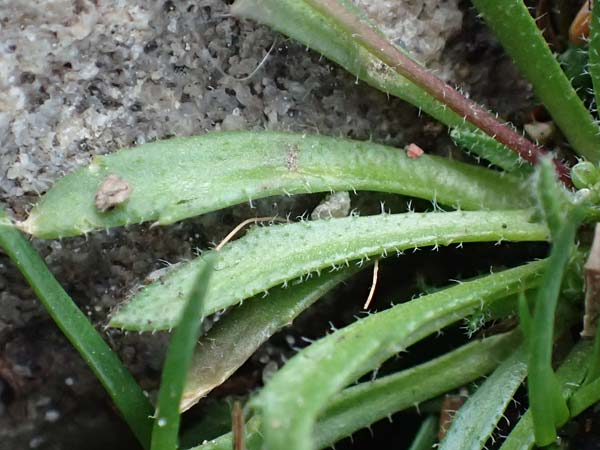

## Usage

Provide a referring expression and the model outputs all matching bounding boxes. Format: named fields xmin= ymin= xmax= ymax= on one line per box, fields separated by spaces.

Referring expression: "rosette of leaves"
xmin=4 ymin=1 xmax=600 ymax=449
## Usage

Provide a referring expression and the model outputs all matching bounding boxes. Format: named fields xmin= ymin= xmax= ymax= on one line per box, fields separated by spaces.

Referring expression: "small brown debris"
xmin=406 ymin=143 xmax=425 ymax=160
xmin=94 ymin=174 xmax=132 ymax=212
xmin=570 ymin=1 xmax=591 ymax=46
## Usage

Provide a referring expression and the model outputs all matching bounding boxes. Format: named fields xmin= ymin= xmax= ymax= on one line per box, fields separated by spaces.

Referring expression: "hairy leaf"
xmin=181 ymin=267 xmax=358 ymax=411
xmin=20 ymin=132 xmax=528 ymax=239
xmin=190 ymin=330 xmax=522 ymax=450
xmin=439 ymin=346 xmax=527 ymax=450
xmin=450 ymin=127 xmax=530 ymax=174
xmin=252 ymin=261 xmax=545 ymax=450
xmin=109 ymin=210 xmax=548 ymax=331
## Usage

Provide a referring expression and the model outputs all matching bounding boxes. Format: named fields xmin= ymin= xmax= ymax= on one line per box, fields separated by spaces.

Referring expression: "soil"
xmin=0 ymin=1 xmax=553 ymax=449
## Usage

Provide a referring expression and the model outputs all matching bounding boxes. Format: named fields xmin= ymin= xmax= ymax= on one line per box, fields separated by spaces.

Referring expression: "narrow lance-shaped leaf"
xmin=190 ymin=330 xmax=522 ymax=450
xmin=0 ymin=210 xmax=153 ymax=449
xmin=150 ymin=254 xmax=215 ymax=450
xmin=20 ymin=132 xmax=529 ymax=239
xmin=472 ymin=0 xmax=600 ymax=163
xmin=110 ymin=210 xmax=548 ymax=331
xmin=439 ymin=345 xmax=528 ymax=450
xmin=231 ymin=0 xmax=530 ymax=172
xmin=181 ymin=267 xmax=359 ymax=412
xmin=252 ymin=261 xmax=545 ymax=450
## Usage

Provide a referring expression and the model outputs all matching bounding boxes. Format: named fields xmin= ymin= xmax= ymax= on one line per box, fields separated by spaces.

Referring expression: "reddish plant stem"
xmin=304 ymin=0 xmax=572 ymax=186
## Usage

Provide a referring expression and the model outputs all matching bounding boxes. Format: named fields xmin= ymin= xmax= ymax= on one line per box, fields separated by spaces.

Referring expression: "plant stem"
xmin=302 ymin=0 xmax=572 ymax=185
xmin=0 ymin=210 xmax=153 ymax=448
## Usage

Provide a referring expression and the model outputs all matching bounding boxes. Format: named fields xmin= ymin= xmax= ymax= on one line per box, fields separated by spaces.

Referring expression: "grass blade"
xmin=19 ymin=132 xmax=528 ymax=239
xmin=527 ymin=208 xmax=585 ymax=445
xmin=190 ymin=330 xmax=522 ymax=450
xmin=252 ymin=261 xmax=545 ymax=450
xmin=0 ymin=209 xmax=153 ymax=448
xmin=150 ymin=254 xmax=215 ymax=450
xmin=472 ymin=0 xmax=600 ymax=163
xmin=500 ymin=340 xmax=592 ymax=450
xmin=181 ymin=267 xmax=358 ymax=411
xmin=109 ymin=210 xmax=548 ymax=331
xmin=439 ymin=346 xmax=527 ymax=450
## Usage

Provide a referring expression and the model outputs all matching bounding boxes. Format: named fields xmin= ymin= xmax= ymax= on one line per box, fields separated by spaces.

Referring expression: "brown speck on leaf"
xmin=406 ymin=143 xmax=425 ymax=160
xmin=94 ymin=174 xmax=132 ymax=212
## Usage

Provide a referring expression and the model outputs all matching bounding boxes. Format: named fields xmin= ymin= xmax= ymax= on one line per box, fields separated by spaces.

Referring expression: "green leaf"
xmin=569 ymin=371 xmax=600 ymax=417
xmin=189 ymin=330 xmax=522 ymax=450
xmin=500 ymin=341 xmax=593 ymax=450
xmin=252 ymin=261 xmax=545 ymax=450
xmin=109 ymin=210 xmax=548 ymax=331
xmin=19 ymin=132 xmax=528 ymax=239
xmin=0 ymin=209 xmax=153 ymax=448
xmin=150 ymin=254 xmax=215 ymax=450
xmin=231 ymin=0 xmax=530 ymax=169
xmin=181 ymin=267 xmax=358 ymax=411
xmin=450 ymin=127 xmax=529 ymax=174
xmin=439 ymin=346 xmax=527 ymax=450
xmin=527 ymin=207 xmax=585 ymax=446
xmin=472 ymin=0 xmax=600 ymax=162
